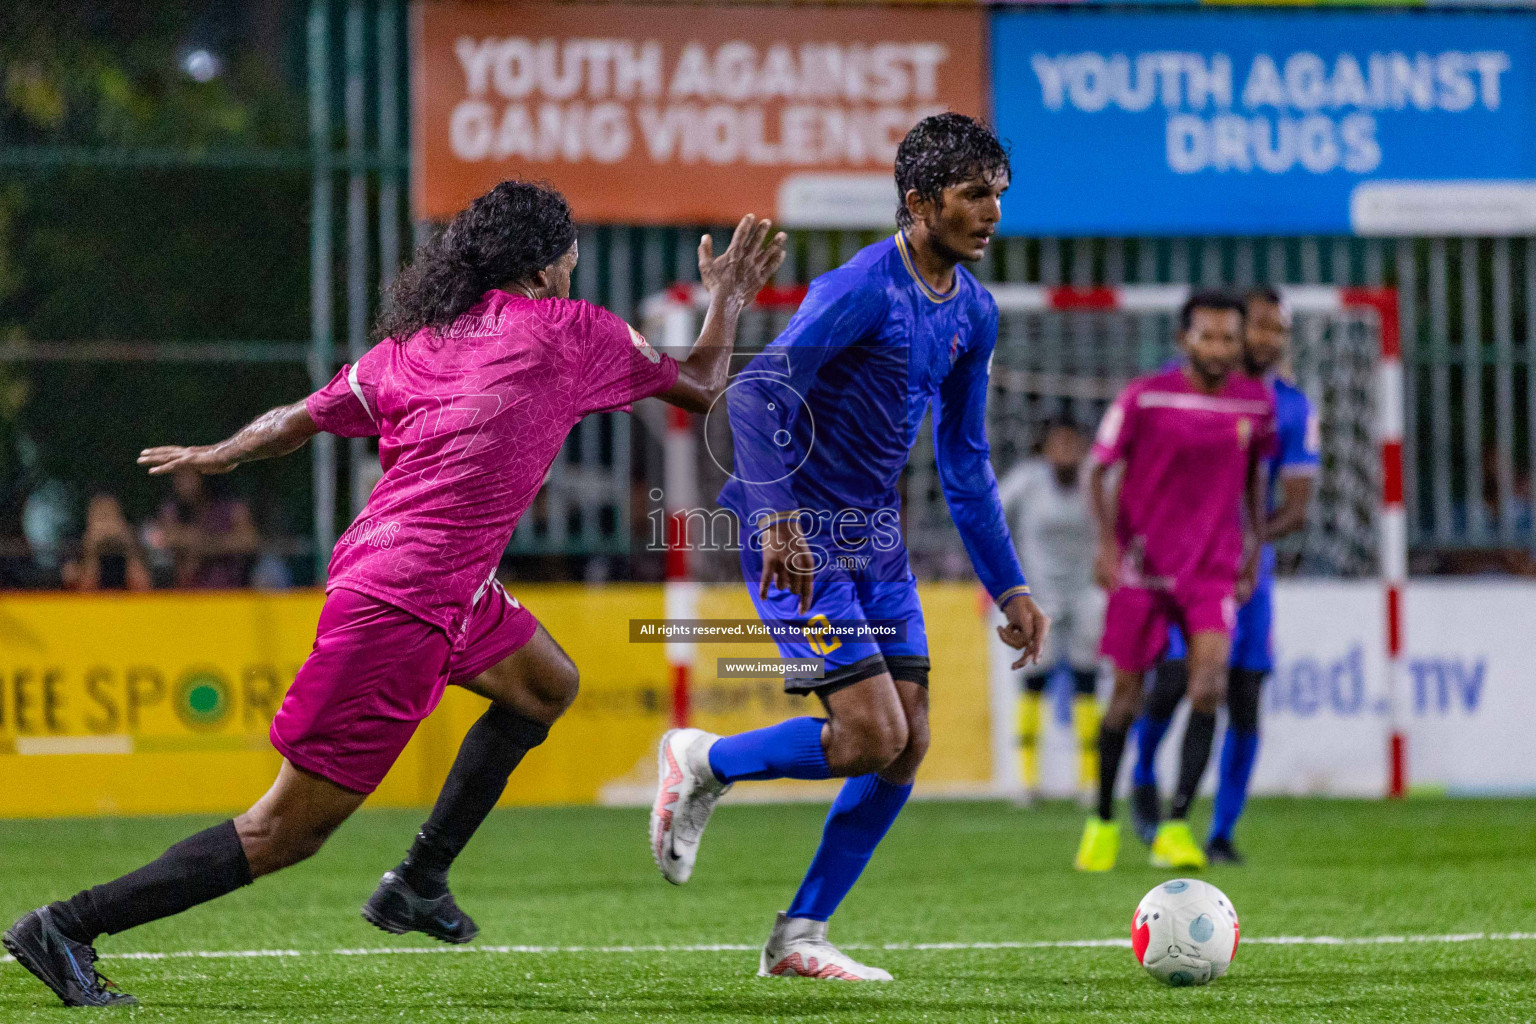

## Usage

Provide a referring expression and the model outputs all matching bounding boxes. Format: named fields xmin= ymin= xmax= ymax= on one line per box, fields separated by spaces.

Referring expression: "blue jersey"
xmin=717 ymin=233 xmax=1028 ymax=606
xmin=1258 ymin=375 xmax=1319 ymax=579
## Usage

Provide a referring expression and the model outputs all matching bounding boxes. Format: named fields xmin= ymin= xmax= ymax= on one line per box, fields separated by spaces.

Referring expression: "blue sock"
xmin=1132 ymin=713 xmax=1173 ymax=789
xmin=786 ymin=774 xmax=912 ymax=922
xmin=707 ymin=717 xmax=831 ymax=783
xmin=1209 ymin=727 xmax=1260 ymax=843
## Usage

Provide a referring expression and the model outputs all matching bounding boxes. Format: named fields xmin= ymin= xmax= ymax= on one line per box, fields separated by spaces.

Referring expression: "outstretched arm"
xmin=138 ymin=400 xmax=320 ymax=476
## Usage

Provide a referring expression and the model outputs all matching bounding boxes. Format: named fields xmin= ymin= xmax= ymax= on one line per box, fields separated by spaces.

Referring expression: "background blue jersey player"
xmin=1128 ymin=286 xmax=1319 ymax=865
xmin=648 ymin=114 xmax=1048 ymax=981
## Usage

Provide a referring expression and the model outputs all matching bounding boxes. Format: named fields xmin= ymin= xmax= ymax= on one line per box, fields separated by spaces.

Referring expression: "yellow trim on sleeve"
xmin=996 ymin=584 xmax=1032 ymax=608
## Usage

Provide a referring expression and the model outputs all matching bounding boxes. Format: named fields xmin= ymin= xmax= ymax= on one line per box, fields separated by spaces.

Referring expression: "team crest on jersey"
xmin=948 ymin=333 xmax=962 ymax=366
xmin=628 ymin=324 xmax=660 ymax=364
xmin=1236 ymin=417 xmax=1253 ymax=447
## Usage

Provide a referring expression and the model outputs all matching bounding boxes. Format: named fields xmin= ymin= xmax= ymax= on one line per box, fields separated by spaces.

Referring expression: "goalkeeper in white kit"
xmin=998 ymin=418 xmax=1104 ymax=805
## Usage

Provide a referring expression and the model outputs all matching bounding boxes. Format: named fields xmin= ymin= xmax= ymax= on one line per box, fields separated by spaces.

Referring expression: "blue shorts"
xmin=740 ymin=537 xmax=929 ymax=697
xmin=1165 ymin=574 xmax=1274 ymax=673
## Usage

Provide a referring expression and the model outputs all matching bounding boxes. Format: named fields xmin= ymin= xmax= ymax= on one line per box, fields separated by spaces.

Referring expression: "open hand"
xmin=138 ymin=445 xmax=238 ymax=476
xmin=997 ymin=593 xmax=1051 ymax=670
xmin=699 ymin=214 xmax=788 ymax=306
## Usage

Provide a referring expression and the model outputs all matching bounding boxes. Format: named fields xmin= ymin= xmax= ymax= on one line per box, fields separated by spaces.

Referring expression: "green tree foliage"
xmin=0 ymin=1 xmax=315 ymax=562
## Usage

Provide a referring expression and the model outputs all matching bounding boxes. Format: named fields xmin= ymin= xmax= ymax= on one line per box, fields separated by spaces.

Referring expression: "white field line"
xmin=2 ymin=932 xmax=1534 ymax=964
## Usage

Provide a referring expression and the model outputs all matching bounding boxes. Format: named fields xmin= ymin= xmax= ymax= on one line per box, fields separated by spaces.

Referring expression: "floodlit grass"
xmin=1 ymin=797 xmax=1532 ymax=1022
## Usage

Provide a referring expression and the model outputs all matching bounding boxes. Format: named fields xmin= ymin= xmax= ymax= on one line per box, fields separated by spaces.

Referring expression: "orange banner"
xmin=411 ymin=2 xmax=987 ymax=225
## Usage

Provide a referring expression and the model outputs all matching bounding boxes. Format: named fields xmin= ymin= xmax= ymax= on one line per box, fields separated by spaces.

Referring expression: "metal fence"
xmin=591 ymin=229 xmax=1536 ymax=561
xmin=9 ymin=0 xmax=1533 ymax=572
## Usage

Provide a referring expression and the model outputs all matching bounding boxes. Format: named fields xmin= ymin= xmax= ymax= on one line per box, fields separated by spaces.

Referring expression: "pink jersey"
xmin=1091 ymin=367 xmax=1276 ymax=591
xmin=306 ymin=290 xmax=677 ymax=641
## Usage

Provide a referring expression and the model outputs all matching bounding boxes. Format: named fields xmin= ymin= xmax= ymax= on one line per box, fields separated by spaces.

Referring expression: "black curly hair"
xmin=374 ymin=179 xmax=577 ymax=343
xmin=894 ymin=113 xmax=1010 ymax=231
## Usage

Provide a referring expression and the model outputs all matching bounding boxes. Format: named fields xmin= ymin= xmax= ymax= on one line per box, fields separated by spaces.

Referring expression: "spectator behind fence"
xmin=148 ymin=470 xmax=259 ymax=588
xmin=61 ymin=493 xmax=151 ymax=592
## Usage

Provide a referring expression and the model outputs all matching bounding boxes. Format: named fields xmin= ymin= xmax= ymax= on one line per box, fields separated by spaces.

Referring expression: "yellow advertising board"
xmin=0 ymin=584 xmax=994 ymax=818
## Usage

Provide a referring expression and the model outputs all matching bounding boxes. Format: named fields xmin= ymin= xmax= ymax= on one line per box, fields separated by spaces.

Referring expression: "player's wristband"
xmin=995 ymin=584 xmax=1032 ymax=609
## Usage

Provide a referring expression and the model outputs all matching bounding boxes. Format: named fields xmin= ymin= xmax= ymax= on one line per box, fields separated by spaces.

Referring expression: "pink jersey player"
xmin=305 ymin=291 xmax=674 ymax=648
xmin=0 ymin=188 xmax=787 ymax=1005
xmin=1075 ymin=291 xmax=1276 ymax=874
xmin=1091 ymin=366 xmax=1276 ymax=672
xmin=272 ymin=291 xmax=679 ymax=791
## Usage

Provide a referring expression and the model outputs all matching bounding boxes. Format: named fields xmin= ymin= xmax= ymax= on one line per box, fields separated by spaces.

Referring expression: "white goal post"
xmin=641 ymin=282 xmax=1406 ymax=798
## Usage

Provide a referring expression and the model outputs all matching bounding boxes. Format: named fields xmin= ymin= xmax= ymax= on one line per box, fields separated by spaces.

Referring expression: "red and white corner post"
xmin=1348 ymin=288 xmax=1408 ymax=798
xmin=661 ymin=299 xmax=698 ymax=730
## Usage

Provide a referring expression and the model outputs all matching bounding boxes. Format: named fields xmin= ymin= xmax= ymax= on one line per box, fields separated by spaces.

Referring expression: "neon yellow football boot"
xmin=1150 ymin=821 xmax=1208 ymax=871
xmin=1074 ymin=817 xmax=1120 ymax=872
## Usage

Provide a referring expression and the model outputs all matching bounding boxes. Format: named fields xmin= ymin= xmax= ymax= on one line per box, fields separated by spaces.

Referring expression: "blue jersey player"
xmin=1128 ymin=287 xmax=1319 ymax=865
xmin=648 ymin=114 xmax=1047 ymax=981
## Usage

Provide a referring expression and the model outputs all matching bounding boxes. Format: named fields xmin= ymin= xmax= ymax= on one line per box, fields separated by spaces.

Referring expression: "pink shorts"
xmin=271 ymin=581 xmax=538 ymax=794
xmin=1099 ymin=584 xmax=1236 ymax=674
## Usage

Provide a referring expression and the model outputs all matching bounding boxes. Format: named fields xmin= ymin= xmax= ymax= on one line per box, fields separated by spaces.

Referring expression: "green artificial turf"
xmin=0 ymin=797 xmax=1532 ymax=1022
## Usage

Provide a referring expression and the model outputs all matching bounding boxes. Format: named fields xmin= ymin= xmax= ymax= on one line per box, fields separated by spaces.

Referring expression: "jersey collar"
xmin=894 ymin=231 xmax=959 ymax=305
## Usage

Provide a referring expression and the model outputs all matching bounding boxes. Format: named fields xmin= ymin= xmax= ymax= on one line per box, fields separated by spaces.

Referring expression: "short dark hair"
xmin=375 ymin=179 xmax=576 ymax=344
xmin=894 ymin=113 xmax=1010 ymax=230
xmin=1244 ymin=285 xmax=1283 ymax=308
xmin=1178 ymin=289 xmax=1246 ymax=333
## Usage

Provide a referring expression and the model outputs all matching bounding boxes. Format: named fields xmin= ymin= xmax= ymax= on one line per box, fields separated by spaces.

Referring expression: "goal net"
xmin=641 ymin=281 xmax=1406 ymax=798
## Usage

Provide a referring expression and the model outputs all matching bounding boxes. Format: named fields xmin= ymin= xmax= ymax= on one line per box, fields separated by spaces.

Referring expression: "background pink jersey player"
xmin=1091 ymin=366 xmax=1277 ymax=607
xmin=1076 ymin=290 xmax=1275 ymax=876
xmin=0 ymin=183 xmax=787 ymax=1012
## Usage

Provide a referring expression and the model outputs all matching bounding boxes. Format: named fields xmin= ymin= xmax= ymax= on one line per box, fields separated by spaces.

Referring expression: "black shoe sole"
xmin=2 ymin=928 xmax=67 ymax=1005
xmin=3 ymin=926 xmax=137 ymax=1008
xmin=360 ymin=900 xmax=479 ymax=945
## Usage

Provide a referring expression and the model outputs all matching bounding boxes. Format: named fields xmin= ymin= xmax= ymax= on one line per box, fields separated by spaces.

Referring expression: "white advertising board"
xmin=989 ymin=581 xmax=1536 ymax=798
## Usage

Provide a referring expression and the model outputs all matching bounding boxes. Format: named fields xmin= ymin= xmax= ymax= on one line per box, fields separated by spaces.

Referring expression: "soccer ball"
xmin=1132 ymin=879 xmax=1239 ymax=986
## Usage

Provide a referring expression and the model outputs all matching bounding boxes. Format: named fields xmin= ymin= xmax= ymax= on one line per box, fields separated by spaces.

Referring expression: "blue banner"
xmin=991 ymin=11 xmax=1536 ymax=235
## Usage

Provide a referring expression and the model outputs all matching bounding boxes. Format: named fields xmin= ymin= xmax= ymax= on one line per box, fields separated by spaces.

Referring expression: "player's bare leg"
xmin=240 ymin=761 xmax=371 ymax=876
xmin=1076 ymin=667 xmax=1142 ymax=870
xmin=1152 ymin=629 xmax=1231 ymax=870
xmin=365 ymin=625 xmax=578 ymax=943
xmin=5 ymin=761 xmax=364 ymax=1007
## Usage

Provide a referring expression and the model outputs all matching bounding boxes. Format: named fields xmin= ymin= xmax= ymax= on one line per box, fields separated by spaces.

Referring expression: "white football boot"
xmin=758 ymin=912 xmax=893 ymax=981
xmin=650 ymin=728 xmax=730 ymax=885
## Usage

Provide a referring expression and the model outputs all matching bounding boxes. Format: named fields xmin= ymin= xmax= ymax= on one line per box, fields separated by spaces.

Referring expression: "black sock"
xmin=1096 ymin=724 xmax=1129 ymax=822
xmin=1147 ymin=660 xmax=1189 ymax=719
xmin=1170 ymin=711 xmax=1218 ymax=820
xmin=398 ymin=706 xmax=550 ymax=898
xmin=50 ymin=819 xmax=252 ymax=943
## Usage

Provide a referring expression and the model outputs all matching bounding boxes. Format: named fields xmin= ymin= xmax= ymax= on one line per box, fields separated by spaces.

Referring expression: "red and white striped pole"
xmin=1346 ymin=288 xmax=1408 ymax=799
xmin=661 ymin=299 xmax=698 ymax=730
